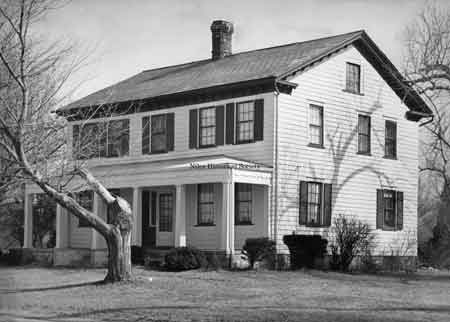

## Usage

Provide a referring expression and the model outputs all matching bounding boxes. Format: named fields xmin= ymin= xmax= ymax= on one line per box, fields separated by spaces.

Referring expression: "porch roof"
xmin=25 ymin=155 xmax=273 ymax=193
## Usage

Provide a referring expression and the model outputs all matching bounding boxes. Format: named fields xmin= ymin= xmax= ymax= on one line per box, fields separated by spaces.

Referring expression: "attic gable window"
xmin=309 ymin=104 xmax=324 ymax=147
xmin=345 ymin=62 xmax=361 ymax=94
xmin=385 ymin=120 xmax=397 ymax=159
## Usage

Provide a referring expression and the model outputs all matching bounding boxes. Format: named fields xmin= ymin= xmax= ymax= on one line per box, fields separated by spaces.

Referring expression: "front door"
xmin=142 ymin=190 xmax=157 ymax=247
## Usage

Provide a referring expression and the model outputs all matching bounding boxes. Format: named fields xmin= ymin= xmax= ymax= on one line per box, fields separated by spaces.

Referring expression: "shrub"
xmin=283 ymin=234 xmax=328 ymax=269
xmin=204 ymin=252 xmax=221 ymax=270
xmin=131 ymin=246 xmax=143 ymax=265
xmin=164 ymin=247 xmax=207 ymax=271
xmin=330 ymin=214 xmax=373 ymax=272
xmin=242 ymin=237 xmax=276 ymax=269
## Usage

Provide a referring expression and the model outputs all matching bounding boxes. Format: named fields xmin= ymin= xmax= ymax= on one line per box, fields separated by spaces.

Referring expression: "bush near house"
xmin=164 ymin=247 xmax=208 ymax=271
xmin=283 ymin=234 xmax=328 ymax=269
xmin=242 ymin=237 xmax=276 ymax=269
xmin=329 ymin=214 xmax=373 ymax=272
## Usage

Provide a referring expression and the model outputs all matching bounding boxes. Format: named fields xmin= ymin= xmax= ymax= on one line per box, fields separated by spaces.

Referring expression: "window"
xmin=159 ymin=193 xmax=173 ymax=232
xmin=236 ymin=101 xmax=255 ymax=143
xmin=385 ymin=120 xmax=397 ymax=158
xmin=73 ymin=119 xmax=129 ymax=159
xmin=199 ymin=107 xmax=216 ymax=147
xmin=197 ymin=184 xmax=215 ymax=225
xmin=76 ymin=191 xmax=94 ymax=227
xmin=377 ymin=189 xmax=403 ymax=231
xmin=346 ymin=62 xmax=361 ymax=94
xmin=235 ymin=183 xmax=252 ymax=225
xmin=151 ymin=114 xmax=167 ymax=153
xmin=358 ymin=115 xmax=371 ymax=154
xmin=309 ymin=104 xmax=323 ymax=147
xmin=299 ymin=181 xmax=332 ymax=227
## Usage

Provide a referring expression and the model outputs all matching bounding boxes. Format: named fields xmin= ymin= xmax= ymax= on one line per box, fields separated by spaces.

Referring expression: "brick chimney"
xmin=211 ymin=20 xmax=234 ymax=60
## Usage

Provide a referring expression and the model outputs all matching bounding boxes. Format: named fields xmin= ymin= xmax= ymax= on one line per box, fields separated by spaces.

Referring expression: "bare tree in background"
xmin=0 ymin=0 xmax=133 ymax=282
xmin=403 ymin=3 xmax=450 ymax=230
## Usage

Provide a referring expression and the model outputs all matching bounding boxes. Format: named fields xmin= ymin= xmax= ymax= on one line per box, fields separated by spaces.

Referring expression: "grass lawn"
xmin=0 ymin=266 xmax=450 ymax=322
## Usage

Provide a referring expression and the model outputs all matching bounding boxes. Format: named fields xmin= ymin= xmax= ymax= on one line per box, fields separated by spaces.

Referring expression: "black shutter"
xmin=72 ymin=124 xmax=79 ymax=159
xmin=299 ymin=181 xmax=308 ymax=225
xmin=166 ymin=113 xmax=174 ymax=151
xmin=142 ymin=116 xmax=150 ymax=154
xmin=216 ymin=105 xmax=224 ymax=146
xmin=254 ymin=99 xmax=264 ymax=141
xmin=376 ymin=189 xmax=384 ymax=229
xmin=226 ymin=103 xmax=235 ymax=144
xmin=323 ymin=184 xmax=332 ymax=227
xmin=396 ymin=191 xmax=403 ymax=230
xmin=393 ymin=122 xmax=397 ymax=157
xmin=189 ymin=109 xmax=198 ymax=149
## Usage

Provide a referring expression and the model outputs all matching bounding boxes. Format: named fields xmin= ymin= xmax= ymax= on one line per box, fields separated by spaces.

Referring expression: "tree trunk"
xmin=103 ymin=197 xmax=133 ymax=283
xmin=104 ymin=227 xmax=132 ymax=282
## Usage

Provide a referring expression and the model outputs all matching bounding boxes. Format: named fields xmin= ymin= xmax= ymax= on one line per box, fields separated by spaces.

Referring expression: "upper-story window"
xmin=73 ymin=119 xmax=129 ymax=159
xmin=309 ymin=104 xmax=324 ymax=147
xmin=142 ymin=113 xmax=174 ymax=154
xmin=385 ymin=120 xmax=397 ymax=159
xmin=199 ymin=107 xmax=216 ymax=147
xmin=345 ymin=62 xmax=361 ymax=94
xmin=189 ymin=99 xmax=263 ymax=149
xmin=236 ymin=101 xmax=255 ymax=143
xmin=357 ymin=114 xmax=371 ymax=154
xmin=152 ymin=114 xmax=167 ymax=153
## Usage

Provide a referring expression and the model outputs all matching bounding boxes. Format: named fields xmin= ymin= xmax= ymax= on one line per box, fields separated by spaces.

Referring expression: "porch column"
xmin=23 ymin=193 xmax=33 ymax=248
xmin=90 ymin=193 xmax=101 ymax=250
xmin=174 ymin=184 xmax=186 ymax=247
xmin=263 ymin=185 xmax=271 ymax=237
xmin=132 ymin=187 xmax=142 ymax=246
xmin=221 ymin=182 xmax=235 ymax=254
xmin=56 ymin=204 xmax=69 ymax=248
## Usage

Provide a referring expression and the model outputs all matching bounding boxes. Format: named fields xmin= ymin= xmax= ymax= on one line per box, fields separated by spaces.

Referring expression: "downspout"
xmin=273 ymin=81 xmax=280 ymax=260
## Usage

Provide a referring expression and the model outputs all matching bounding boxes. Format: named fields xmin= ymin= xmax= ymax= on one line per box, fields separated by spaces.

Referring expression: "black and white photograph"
xmin=0 ymin=0 xmax=449 ymax=321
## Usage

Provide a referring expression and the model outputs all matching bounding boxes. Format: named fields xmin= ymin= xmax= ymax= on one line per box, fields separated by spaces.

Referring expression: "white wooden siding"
xmin=275 ymin=45 xmax=418 ymax=256
xmin=69 ymin=214 xmax=92 ymax=248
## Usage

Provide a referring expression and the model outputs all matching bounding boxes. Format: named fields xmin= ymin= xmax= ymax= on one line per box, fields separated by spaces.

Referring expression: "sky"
xmin=34 ymin=0 xmax=448 ymax=102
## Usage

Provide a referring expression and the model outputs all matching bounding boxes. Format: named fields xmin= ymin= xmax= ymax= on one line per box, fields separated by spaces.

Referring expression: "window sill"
xmin=194 ymin=224 xmax=216 ymax=227
xmin=342 ymin=89 xmax=364 ymax=96
xmin=308 ymin=143 xmax=325 ymax=149
xmin=383 ymin=155 xmax=397 ymax=160
xmin=235 ymin=222 xmax=254 ymax=226
xmin=357 ymin=151 xmax=372 ymax=156
xmin=235 ymin=140 xmax=256 ymax=145
xmin=150 ymin=150 xmax=169 ymax=154
xmin=198 ymin=144 xmax=216 ymax=149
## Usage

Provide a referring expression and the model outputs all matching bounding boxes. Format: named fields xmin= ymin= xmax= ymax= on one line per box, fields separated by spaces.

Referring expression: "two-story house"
xmin=23 ymin=21 xmax=431 ymax=267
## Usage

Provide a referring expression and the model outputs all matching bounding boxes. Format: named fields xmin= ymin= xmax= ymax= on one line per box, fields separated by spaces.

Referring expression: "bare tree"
xmin=403 ymin=3 xmax=450 ymax=229
xmin=0 ymin=0 xmax=133 ymax=282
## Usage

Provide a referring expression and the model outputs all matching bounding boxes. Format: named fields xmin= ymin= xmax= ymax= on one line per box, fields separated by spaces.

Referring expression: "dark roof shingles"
xmin=62 ymin=31 xmax=362 ymax=110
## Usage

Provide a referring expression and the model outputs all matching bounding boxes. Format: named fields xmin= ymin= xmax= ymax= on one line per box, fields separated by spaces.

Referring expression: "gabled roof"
xmin=60 ymin=30 xmax=431 ymax=119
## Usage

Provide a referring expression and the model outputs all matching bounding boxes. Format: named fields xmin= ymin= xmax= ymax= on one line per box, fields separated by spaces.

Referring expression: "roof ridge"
xmin=140 ymin=29 xmax=365 ymax=74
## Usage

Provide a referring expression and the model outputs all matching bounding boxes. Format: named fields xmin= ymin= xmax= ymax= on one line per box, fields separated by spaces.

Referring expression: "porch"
xmin=23 ymin=156 xmax=272 ymax=266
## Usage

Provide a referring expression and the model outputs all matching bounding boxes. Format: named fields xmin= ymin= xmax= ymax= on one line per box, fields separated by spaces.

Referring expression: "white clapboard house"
xmin=23 ymin=21 xmax=432 ymax=266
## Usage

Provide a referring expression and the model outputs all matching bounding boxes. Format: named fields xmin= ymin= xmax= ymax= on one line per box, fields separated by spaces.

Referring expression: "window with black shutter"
xmin=309 ymin=104 xmax=323 ymax=147
xmin=197 ymin=184 xmax=215 ymax=225
xmin=142 ymin=113 xmax=174 ymax=154
xmin=357 ymin=114 xmax=371 ymax=154
xmin=236 ymin=101 xmax=255 ymax=143
xmin=376 ymin=189 xmax=403 ymax=231
xmin=299 ymin=181 xmax=332 ymax=227
xmin=385 ymin=120 xmax=397 ymax=159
